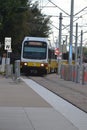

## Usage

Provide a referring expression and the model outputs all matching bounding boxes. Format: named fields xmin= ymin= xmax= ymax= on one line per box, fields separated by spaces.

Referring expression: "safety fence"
xmin=60 ymin=64 xmax=87 ymax=85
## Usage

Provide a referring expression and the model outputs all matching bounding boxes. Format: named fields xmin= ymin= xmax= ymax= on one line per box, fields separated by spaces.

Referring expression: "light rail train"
xmin=20 ymin=36 xmax=58 ymax=75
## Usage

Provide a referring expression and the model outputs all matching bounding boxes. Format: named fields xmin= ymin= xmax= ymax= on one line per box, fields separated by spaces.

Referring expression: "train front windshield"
xmin=23 ymin=41 xmax=47 ymax=59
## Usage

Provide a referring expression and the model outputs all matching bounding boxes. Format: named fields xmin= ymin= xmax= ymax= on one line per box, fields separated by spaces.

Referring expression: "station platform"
xmin=0 ymin=75 xmax=87 ymax=130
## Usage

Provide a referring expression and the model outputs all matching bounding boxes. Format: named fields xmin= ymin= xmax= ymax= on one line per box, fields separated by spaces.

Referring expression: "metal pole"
xmin=65 ymin=35 xmax=68 ymax=47
xmin=75 ymin=23 xmax=78 ymax=65
xmin=58 ymin=13 xmax=63 ymax=49
xmin=69 ymin=0 xmax=74 ymax=65
xmin=58 ymin=13 xmax=63 ymax=74
xmin=80 ymin=30 xmax=83 ymax=66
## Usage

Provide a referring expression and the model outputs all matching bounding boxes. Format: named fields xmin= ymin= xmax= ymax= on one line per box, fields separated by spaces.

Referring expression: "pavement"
xmin=0 ymin=75 xmax=87 ymax=130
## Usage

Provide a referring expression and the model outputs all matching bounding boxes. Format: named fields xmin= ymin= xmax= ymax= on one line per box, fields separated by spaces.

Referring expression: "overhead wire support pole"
xmin=75 ymin=23 xmax=78 ymax=65
xmin=80 ymin=30 xmax=83 ymax=66
xmin=58 ymin=13 xmax=63 ymax=75
xmin=58 ymin=13 xmax=63 ymax=49
xmin=69 ymin=0 xmax=74 ymax=65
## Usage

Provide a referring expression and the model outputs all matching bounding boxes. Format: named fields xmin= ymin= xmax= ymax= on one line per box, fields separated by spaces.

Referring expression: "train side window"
xmin=48 ymin=49 xmax=51 ymax=59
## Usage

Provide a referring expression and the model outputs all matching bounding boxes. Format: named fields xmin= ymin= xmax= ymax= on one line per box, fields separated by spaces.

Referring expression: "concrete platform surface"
xmin=0 ymin=76 xmax=86 ymax=130
xmin=0 ymin=107 xmax=78 ymax=130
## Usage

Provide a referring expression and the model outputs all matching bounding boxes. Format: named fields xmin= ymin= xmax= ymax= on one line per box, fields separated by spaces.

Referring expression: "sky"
xmin=32 ymin=0 xmax=87 ymax=47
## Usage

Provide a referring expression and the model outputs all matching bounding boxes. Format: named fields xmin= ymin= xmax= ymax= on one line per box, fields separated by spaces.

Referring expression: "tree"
xmin=0 ymin=0 xmax=29 ymax=53
xmin=0 ymin=0 xmax=51 ymax=55
xmin=27 ymin=1 xmax=51 ymax=37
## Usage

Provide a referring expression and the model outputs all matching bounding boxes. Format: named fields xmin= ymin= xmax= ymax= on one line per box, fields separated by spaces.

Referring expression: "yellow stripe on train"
xmin=28 ymin=62 xmax=41 ymax=67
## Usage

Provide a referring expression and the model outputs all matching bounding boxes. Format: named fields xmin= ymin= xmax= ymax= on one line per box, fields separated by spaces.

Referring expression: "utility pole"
xmin=69 ymin=0 xmax=74 ymax=65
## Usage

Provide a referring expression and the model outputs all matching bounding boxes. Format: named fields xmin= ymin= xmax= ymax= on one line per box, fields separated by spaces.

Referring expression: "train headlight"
xmin=40 ymin=63 xmax=44 ymax=67
xmin=24 ymin=62 xmax=28 ymax=66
